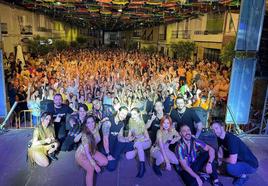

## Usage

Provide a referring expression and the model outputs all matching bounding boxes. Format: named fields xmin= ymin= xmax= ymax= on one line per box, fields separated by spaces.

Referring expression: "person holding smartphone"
xmin=27 ymin=112 xmax=59 ymax=167
xmin=150 ymin=114 xmax=180 ymax=176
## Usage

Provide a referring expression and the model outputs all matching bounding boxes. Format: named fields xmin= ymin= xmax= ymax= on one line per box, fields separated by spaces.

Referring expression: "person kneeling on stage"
xmin=61 ymin=115 xmax=82 ymax=151
xmin=27 ymin=112 xmax=59 ymax=167
xmin=176 ymin=124 xmax=222 ymax=186
xmin=211 ymin=121 xmax=258 ymax=186
xmin=150 ymin=115 xmax=181 ymax=176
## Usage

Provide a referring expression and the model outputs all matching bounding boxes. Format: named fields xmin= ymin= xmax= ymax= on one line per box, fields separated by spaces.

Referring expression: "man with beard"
xmin=211 ymin=121 xmax=258 ymax=186
xmin=176 ymin=125 xmax=222 ymax=186
xmin=46 ymin=94 xmax=73 ymax=145
xmin=171 ymin=96 xmax=203 ymax=137
xmin=101 ymin=106 xmax=134 ymax=171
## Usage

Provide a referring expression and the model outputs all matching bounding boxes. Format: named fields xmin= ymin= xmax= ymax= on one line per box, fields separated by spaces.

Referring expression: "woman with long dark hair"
xmin=27 ymin=112 xmax=59 ymax=167
xmin=75 ymin=116 xmax=108 ymax=186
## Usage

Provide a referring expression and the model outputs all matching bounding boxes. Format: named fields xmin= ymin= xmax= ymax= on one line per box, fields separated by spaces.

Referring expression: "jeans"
xmin=61 ymin=135 xmax=76 ymax=151
xmin=105 ymin=140 xmax=134 ymax=172
xmin=32 ymin=115 xmax=40 ymax=127
xmin=180 ymin=151 xmax=218 ymax=186
xmin=226 ymin=162 xmax=257 ymax=177
xmin=54 ymin=122 xmax=67 ymax=144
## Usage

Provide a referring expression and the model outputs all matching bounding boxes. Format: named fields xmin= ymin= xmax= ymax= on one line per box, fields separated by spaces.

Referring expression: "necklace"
xmin=178 ymin=107 xmax=186 ymax=119
xmin=178 ymin=112 xmax=184 ymax=119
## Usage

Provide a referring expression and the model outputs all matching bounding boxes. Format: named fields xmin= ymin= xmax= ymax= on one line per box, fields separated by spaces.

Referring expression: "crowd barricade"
xmin=192 ymin=107 xmax=218 ymax=150
xmin=17 ymin=110 xmax=34 ymax=128
xmin=192 ymin=107 xmax=209 ymax=128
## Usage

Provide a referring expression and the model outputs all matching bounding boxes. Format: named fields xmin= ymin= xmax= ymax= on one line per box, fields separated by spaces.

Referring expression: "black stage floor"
xmin=0 ymin=129 xmax=267 ymax=186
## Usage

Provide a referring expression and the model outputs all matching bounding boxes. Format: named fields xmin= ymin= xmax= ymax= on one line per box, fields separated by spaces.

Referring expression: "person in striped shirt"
xmin=175 ymin=124 xmax=222 ymax=186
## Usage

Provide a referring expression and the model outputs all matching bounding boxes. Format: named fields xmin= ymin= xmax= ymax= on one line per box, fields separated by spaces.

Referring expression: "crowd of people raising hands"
xmin=4 ymin=49 xmax=258 ymax=186
xmin=5 ymin=49 xmax=229 ymax=120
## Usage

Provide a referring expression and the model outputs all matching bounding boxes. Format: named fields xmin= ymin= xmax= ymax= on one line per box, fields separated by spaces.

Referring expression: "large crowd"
xmin=3 ymin=49 xmax=258 ymax=186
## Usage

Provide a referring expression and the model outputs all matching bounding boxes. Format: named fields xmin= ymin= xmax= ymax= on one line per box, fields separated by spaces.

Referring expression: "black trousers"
xmin=101 ymin=140 xmax=134 ymax=172
xmin=61 ymin=135 xmax=77 ymax=151
xmin=54 ymin=122 xmax=67 ymax=142
xmin=180 ymin=151 xmax=218 ymax=186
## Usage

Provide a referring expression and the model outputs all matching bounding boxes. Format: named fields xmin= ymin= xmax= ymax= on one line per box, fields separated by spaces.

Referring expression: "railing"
xmin=159 ymin=34 xmax=166 ymax=41
xmin=194 ymin=30 xmax=222 ymax=35
xmin=171 ymin=30 xmax=191 ymax=39
xmin=0 ymin=101 xmax=34 ymax=130
xmin=226 ymin=105 xmax=243 ymax=135
xmin=0 ymin=101 xmax=18 ymax=130
xmin=18 ymin=110 xmax=34 ymax=128
xmin=37 ymin=27 xmax=52 ymax=32
xmin=133 ymin=31 xmax=142 ymax=38
xmin=20 ymin=25 xmax=33 ymax=35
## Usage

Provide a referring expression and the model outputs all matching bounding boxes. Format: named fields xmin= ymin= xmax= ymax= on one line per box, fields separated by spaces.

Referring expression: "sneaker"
xmin=48 ymin=153 xmax=58 ymax=161
xmin=213 ymin=180 xmax=223 ymax=186
xmin=232 ymin=175 xmax=249 ymax=186
xmin=199 ymin=172 xmax=210 ymax=183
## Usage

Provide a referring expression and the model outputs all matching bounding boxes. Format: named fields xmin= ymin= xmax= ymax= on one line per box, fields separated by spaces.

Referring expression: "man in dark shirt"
xmin=46 ymin=93 xmax=73 ymax=143
xmin=101 ymin=106 xmax=134 ymax=171
xmin=211 ymin=121 xmax=258 ymax=186
xmin=170 ymin=96 xmax=203 ymax=137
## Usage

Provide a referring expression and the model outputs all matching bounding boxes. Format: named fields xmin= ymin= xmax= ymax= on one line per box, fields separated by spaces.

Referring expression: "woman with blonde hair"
xmin=119 ymin=107 xmax=151 ymax=178
xmin=27 ymin=112 xmax=59 ymax=167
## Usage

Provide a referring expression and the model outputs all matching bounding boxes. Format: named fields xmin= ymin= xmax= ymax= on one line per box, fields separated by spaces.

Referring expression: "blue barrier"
xmin=225 ymin=58 xmax=256 ymax=124
xmin=235 ymin=0 xmax=266 ymax=51
xmin=0 ymin=50 xmax=7 ymax=117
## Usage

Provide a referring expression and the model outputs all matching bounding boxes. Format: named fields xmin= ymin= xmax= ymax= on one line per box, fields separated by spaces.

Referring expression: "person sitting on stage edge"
xmin=211 ymin=121 xmax=258 ymax=186
xmin=150 ymin=114 xmax=181 ymax=176
xmin=176 ymin=124 xmax=223 ymax=186
xmin=119 ymin=108 xmax=151 ymax=178
xmin=60 ymin=115 xmax=82 ymax=151
xmin=46 ymin=93 xmax=73 ymax=144
xmin=101 ymin=106 xmax=134 ymax=171
xmin=27 ymin=112 xmax=59 ymax=167
xmin=75 ymin=120 xmax=108 ymax=186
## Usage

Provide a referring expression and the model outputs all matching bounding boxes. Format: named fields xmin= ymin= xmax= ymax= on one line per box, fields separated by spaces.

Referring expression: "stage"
xmin=0 ymin=129 xmax=268 ymax=186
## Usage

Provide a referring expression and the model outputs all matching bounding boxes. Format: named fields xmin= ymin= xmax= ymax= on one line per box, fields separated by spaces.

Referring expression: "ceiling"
xmin=4 ymin=0 xmax=240 ymax=31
